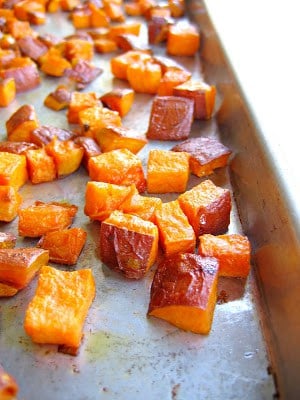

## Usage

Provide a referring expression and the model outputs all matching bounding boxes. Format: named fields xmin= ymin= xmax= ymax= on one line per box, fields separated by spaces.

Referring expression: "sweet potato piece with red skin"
xmin=88 ymin=148 xmax=147 ymax=193
xmin=14 ymin=0 xmax=45 ymax=22
xmin=0 ymin=185 xmax=22 ymax=222
xmin=67 ymin=91 xmax=101 ymax=124
xmin=26 ymin=147 xmax=56 ymax=184
xmin=94 ymin=38 xmax=118 ymax=54
xmin=44 ymin=85 xmax=71 ymax=111
xmin=84 ymin=181 xmax=137 ymax=222
xmin=0 ymin=247 xmax=49 ymax=289
xmin=178 ymin=179 xmax=231 ymax=237
xmin=37 ymin=227 xmax=87 ymax=265
xmin=96 ymin=125 xmax=148 ymax=154
xmin=73 ymin=136 xmax=101 ymax=169
xmin=147 ymin=149 xmax=190 ymax=194
xmin=172 ymin=137 xmax=232 ymax=177
xmin=0 ymin=141 xmax=38 ymax=154
xmin=18 ymin=201 xmax=77 ymax=238
xmin=17 ymin=35 xmax=48 ymax=61
xmin=198 ymin=234 xmax=251 ymax=278
xmin=148 ymin=253 xmax=219 ymax=334
xmin=6 ymin=104 xmax=39 ymax=142
xmin=70 ymin=5 xmax=92 ymax=29
xmin=110 ymin=50 xmax=152 ymax=80
xmin=0 ymin=57 xmax=40 ymax=93
xmin=64 ymin=59 xmax=103 ymax=90
xmin=100 ymin=88 xmax=134 ymax=117
xmin=108 ymin=22 xmax=141 ymax=41
xmin=115 ymin=33 xmax=151 ymax=52
xmin=148 ymin=16 xmax=174 ymax=44
xmin=0 ymin=152 xmax=27 ymax=189
xmin=127 ymin=59 xmax=162 ymax=95
xmin=173 ymin=80 xmax=216 ymax=120
xmin=120 ymin=192 xmax=162 ymax=222
xmin=0 ymin=232 xmax=16 ymax=249
xmin=154 ymin=200 xmax=195 ymax=256
xmin=0 ymin=77 xmax=15 ymax=107
xmin=30 ymin=125 xmax=75 ymax=146
xmin=104 ymin=1 xmax=125 ymax=22
xmin=167 ymin=22 xmax=200 ymax=57
xmin=6 ymin=19 xmax=35 ymax=39
xmin=100 ymin=211 xmax=158 ymax=279
xmin=0 ymin=363 xmax=18 ymax=398
xmin=146 ymin=96 xmax=194 ymax=141
xmin=24 ymin=266 xmax=95 ymax=348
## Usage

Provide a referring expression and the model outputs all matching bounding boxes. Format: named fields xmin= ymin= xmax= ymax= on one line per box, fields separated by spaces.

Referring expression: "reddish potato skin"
xmin=0 ymin=141 xmax=38 ymax=154
xmin=1 ymin=59 xmax=40 ymax=92
xmin=31 ymin=125 xmax=76 ymax=146
xmin=100 ymin=223 xmax=156 ymax=279
xmin=6 ymin=104 xmax=37 ymax=138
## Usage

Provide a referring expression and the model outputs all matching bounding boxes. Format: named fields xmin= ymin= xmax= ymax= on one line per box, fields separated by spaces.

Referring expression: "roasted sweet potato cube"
xmin=64 ymin=59 xmax=103 ymax=90
xmin=70 ymin=6 xmax=92 ymax=29
xmin=0 ymin=364 xmax=18 ymax=397
xmin=148 ymin=253 xmax=219 ymax=334
xmin=17 ymin=35 xmax=48 ymax=62
xmin=73 ymin=136 xmax=101 ymax=169
xmin=0 ymin=281 xmax=19 ymax=297
xmin=6 ymin=104 xmax=39 ymax=142
xmin=198 ymin=234 xmax=251 ymax=278
xmin=28 ymin=10 xmax=46 ymax=25
xmin=0 ymin=232 xmax=17 ymax=249
xmin=154 ymin=200 xmax=195 ymax=255
xmin=146 ymin=4 xmax=171 ymax=20
xmin=96 ymin=125 xmax=148 ymax=154
xmin=30 ymin=125 xmax=75 ymax=146
xmin=173 ymin=80 xmax=216 ymax=120
xmin=127 ymin=59 xmax=162 ymax=94
xmin=0 ymin=141 xmax=38 ymax=155
xmin=6 ymin=19 xmax=35 ymax=39
xmin=100 ymin=211 xmax=158 ymax=279
xmin=110 ymin=50 xmax=152 ymax=80
xmin=94 ymin=38 xmax=118 ymax=53
xmin=0 ymin=185 xmax=22 ymax=222
xmin=100 ymin=88 xmax=134 ymax=117
xmin=0 ymin=152 xmax=27 ymax=189
xmin=0 ymin=77 xmax=15 ymax=107
xmin=0 ymin=57 xmax=40 ymax=93
xmin=67 ymin=91 xmax=101 ymax=124
xmin=147 ymin=149 xmax=190 ymax=193
xmin=168 ymin=0 xmax=185 ymax=17
xmin=79 ymin=106 xmax=122 ymax=138
xmin=178 ymin=179 xmax=231 ymax=236
xmin=14 ymin=1 xmax=45 ymax=22
xmin=157 ymin=68 xmax=191 ymax=96
xmin=88 ymin=148 xmax=147 ymax=193
xmin=146 ymin=96 xmax=194 ymax=140
xmin=120 ymin=193 xmax=162 ymax=222
xmin=89 ymin=3 xmax=110 ymax=28
xmin=108 ymin=22 xmax=141 ymax=41
xmin=26 ymin=147 xmax=56 ymax=184
xmin=40 ymin=51 xmax=71 ymax=77
xmin=167 ymin=22 xmax=200 ymax=56
xmin=84 ymin=181 xmax=137 ymax=221
xmin=18 ymin=201 xmax=78 ymax=238
xmin=115 ymin=33 xmax=151 ymax=52
xmin=148 ymin=15 xmax=173 ymax=44
xmin=172 ymin=137 xmax=232 ymax=177
xmin=37 ymin=227 xmax=87 ymax=265
xmin=24 ymin=266 xmax=95 ymax=348
xmin=0 ymin=247 xmax=49 ymax=289
xmin=44 ymin=85 xmax=71 ymax=111
xmin=104 ymin=2 xmax=125 ymax=22
xmin=64 ymin=38 xmax=94 ymax=62
xmin=45 ymin=137 xmax=84 ymax=178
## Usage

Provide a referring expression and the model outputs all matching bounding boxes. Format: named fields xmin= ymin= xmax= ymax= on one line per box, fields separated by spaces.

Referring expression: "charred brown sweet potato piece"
xmin=172 ymin=137 xmax=232 ymax=177
xmin=0 ymin=185 xmax=22 ymax=222
xmin=0 ymin=363 xmax=18 ymax=398
xmin=30 ymin=125 xmax=75 ymax=146
xmin=0 ymin=247 xmax=49 ymax=289
xmin=0 ymin=232 xmax=17 ymax=249
xmin=146 ymin=96 xmax=194 ymax=140
xmin=148 ymin=253 xmax=219 ymax=334
xmin=0 ymin=57 xmax=40 ymax=93
xmin=100 ymin=210 xmax=159 ymax=279
xmin=6 ymin=104 xmax=39 ymax=142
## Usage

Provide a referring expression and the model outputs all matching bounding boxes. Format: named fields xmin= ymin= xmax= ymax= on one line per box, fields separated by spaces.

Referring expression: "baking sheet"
xmin=0 ymin=2 xmax=277 ymax=399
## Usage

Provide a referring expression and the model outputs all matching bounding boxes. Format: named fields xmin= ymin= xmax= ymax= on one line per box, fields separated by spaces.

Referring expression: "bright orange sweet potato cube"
xmin=0 ymin=152 xmax=28 ymax=189
xmin=110 ymin=50 xmax=152 ymax=80
xmin=0 ymin=247 xmax=49 ymax=289
xmin=6 ymin=104 xmax=39 ymax=142
xmin=0 ymin=185 xmax=22 ymax=222
xmin=108 ymin=22 xmax=141 ymax=41
xmin=0 ymin=141 xmax=38 ymax=155
xmin=40 ymin=50 xmax=72 ymax=77
xmin=157 ymin=67 xmax=191 ymax=96
xmin=147 ymin=149 xmax=190 ymax=193
xmin=67 ymin=91 xmax=101 ymax=124
xmin=0 ymin=77 xmax=16 ymax=107
xmin=148 ymin=253 xmax=219 ymax=334
xmin=24 ymin=266 xmax=95 ymax=348
xmin=84 ymin=181 xmax=137 ymax=221
xmin=79 ymin=106 xmax=121 ymax=138
xmin=120 ymin=192 xmax=162 ymax=222
xmin=14 ymin=1 xmax=45 ymax=21
xmin=89 ymin=3 xmax=110 ymax=28
xmin=172 ymin=137 xmax=232 ymax=177
xmin=100 ymin=210 xmax=158 ymax=279
xmin=26 ymin=147 xmax=56 ymax=184
xmin=167 ymin=22 xmax=200 ymax=56
xmin=127 ymin=59 xmax=162 ymax=94
xmin=154 ymin=200 xmax=196 ymax=255
xmin=0 ymin=232 xmax=17 ymax=249
xmin=37 ymin=227 xmax=87 ymax=265
xmin=45 ymin=138 xmax=84 ymax=178
xmin=100 ymin=88 xmax=134 ymax=117
xmin=178 ymin=179 xmax=231 ymax=236
xmin=18 ymin=201 xmax=78 ymax=238
xmin=64 ymin=38 xmax=94 ymax=62
xmin=198 ymin=234 xmax=251 ymax=278
xmin=88 ymin=148 xmax=147 ymax=193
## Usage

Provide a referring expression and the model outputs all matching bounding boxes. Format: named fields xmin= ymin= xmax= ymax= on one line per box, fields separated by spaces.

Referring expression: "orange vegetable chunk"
xmin=147 ymin=149 xmax=190 ymax=193
xmin=24 ymin=266 xmax=95 ymax=348
xmin=0 ymin=247 xmax=49 ymax=289
xmin=94 ymin=38 xmax=118 ymax=53
xmin=127 ymin=59 xmax=162 ymax=94
xmin=31 ymin=125 xmax=75 ymax=147
xmin=173 ymin=80 xmax=216 ymax=120
xmin=67 ymin=91 xmax=101 ymax=124
xmin=0 ymin=57 xmax=40 ymax=93
xmin=40 ymin=51 xmax=71 ymax=77
xmin=198 ymin=234 xmax=251 ymax=278
xmin=0 ymin=77 xmax=16 ymax=107
xmin=44 ymin=85 xmax=71 ymax=111
xmin=100 ymin=211 xmax=158 ymax=279
xmin=84 ymin=181 xmax=137 ymax=222
xmin=26 ymin=147 xmax=56 ymax=184
xmin=148 ymin=253 xmax=219 ymax=334
xmin=6 ymin=104 xmax=39 ymax=142
xmin=178 ymin=179 xmax=231 ymax=236
xmin=110 ymin=50 xmax=151 ymax=80
xmin=0 ymin=152 xmax=28 ymax=189
xmin=120 ymin=193 xmax=162 ymax=222
xmin=100 ymin=88 xmax=134 ymax=117
xmin=0 ymin=281 xmax=19 ymax=297
xmin=88 ymin=148 xmax=147 ymax=193
xmin=0 ymin=232 xmax=17 ymax=249
xmin=108 ymin=22 xmax=141 ymax=41
xmin=0 ymin=141 xmax=38 ymax=155
xmin=157 ymin=68 xmax=191 ymax=96
xmin=0 ymin=185 xmax=22 ymax=222
xmin=154 ymin=200 xmax=196 ymax=255
xmin=37 ymin=227 xmax=87 ymax=265
xmin=18 ymin=201 xmax=78 ymax=238
xmin=172 ymin=137 xmax=232 ymax=177
xmin=0 ymin=364 xmax=18 ymax=398
xmin=73 ymin=136 xmax=101 ymax=169
xmin=146 ymin=96 xmax=194 ymax=140
xmin=167 ymin=22 xmax=200 ymax=56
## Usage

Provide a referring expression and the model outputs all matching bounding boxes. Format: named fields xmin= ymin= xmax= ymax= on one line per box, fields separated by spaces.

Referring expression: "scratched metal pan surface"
xmin=0 ymin=2 xmax=277 ymax=400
